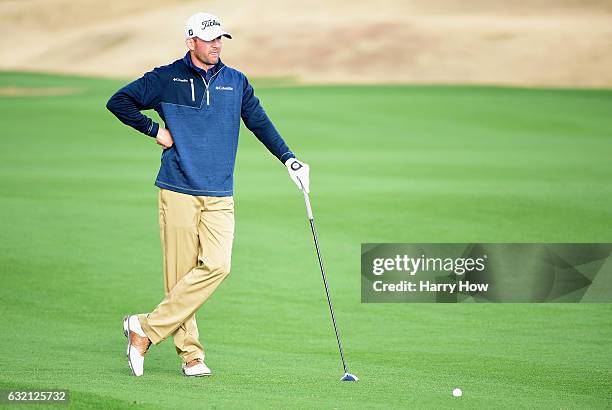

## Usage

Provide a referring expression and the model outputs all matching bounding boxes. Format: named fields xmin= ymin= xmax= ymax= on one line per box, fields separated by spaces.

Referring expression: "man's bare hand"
xmin=156 ymin=127 xmax=174 ymax=149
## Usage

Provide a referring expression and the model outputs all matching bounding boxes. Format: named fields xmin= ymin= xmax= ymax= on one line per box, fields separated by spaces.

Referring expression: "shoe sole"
xmin=123 ymin=315 xmax=138 ymax=376
xmin=182 ymin=368 xmax=212 ymax=377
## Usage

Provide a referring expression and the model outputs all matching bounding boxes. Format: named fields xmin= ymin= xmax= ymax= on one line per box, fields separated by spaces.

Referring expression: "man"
xmin=106 ymin=12 xmax=309 ymax=377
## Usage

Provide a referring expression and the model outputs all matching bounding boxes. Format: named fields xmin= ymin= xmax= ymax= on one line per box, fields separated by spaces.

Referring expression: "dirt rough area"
xmin=1 ymin=0 xmax=611 ymax=87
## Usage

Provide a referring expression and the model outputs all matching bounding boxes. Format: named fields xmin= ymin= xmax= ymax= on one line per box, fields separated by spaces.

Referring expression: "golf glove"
xmin=285 ymin=158 xmax=310 ymax=193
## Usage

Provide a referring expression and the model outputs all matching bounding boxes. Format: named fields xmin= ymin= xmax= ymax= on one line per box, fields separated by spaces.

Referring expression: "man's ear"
xmin=185 ymin=37 xmax=195 ymax=51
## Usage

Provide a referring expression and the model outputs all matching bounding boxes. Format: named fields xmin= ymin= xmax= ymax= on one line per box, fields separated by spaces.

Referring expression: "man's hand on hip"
xmin=285 ymin=158 xmax=310 ymax=193
xmin=156 ymin=127 xmax=174 ymax=149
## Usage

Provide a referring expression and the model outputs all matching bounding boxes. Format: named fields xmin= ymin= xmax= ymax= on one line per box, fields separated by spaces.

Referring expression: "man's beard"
xmin=196 ymin=51 xmax=218 ymax=66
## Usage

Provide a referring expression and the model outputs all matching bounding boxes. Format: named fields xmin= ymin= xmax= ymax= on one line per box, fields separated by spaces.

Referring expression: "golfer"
xmin=106 ymin=12 xmax=309 ymax=377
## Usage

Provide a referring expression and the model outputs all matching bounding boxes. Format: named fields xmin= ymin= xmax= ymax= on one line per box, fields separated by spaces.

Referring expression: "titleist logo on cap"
xmin=201 ymin=20 xmax=221 ymax=29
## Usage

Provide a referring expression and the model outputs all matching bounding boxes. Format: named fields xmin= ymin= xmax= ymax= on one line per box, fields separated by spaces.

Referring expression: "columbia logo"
xmin=173 ymin=78 xmax=188 ymax=82
xmin=216 ymin=86 xmax=233 ymax=91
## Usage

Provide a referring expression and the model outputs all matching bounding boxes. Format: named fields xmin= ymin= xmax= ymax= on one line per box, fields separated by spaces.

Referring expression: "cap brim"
xmin=195 ymin=27 xmax=232 ymax=41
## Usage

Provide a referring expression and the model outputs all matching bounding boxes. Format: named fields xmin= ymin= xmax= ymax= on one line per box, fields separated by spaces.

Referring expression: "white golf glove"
xmin=285 ymin=158 xmax=310 ymax=193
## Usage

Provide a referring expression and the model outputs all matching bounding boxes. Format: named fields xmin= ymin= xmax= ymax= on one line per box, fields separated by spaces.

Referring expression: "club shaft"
xmin=309 ymin=218 xmax=349 ymax=374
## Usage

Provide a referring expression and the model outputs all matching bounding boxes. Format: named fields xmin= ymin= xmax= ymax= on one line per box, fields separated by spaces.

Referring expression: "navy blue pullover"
xmin=106 ymin=52 xmax=295 ymax=196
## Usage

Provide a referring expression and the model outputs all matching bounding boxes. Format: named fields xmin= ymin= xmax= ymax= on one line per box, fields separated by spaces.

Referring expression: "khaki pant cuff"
xmin=138 ymin=313 xmax=163 ymax=345
xmin=182 ymin=352 xmax=204 ymax=364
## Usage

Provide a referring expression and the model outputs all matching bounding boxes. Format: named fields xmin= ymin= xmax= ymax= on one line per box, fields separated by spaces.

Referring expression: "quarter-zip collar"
xmin=182 ymin=52 xmax=225 ymax=106
xmin=182 ymin=51 xmax=224 ymax=81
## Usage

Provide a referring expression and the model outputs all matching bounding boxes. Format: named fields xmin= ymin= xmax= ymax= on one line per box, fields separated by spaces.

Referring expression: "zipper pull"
xmin=206 ymin=89 xmax=210 ymax=106
xmin=190 ymin=78 xmax=195 ymax=102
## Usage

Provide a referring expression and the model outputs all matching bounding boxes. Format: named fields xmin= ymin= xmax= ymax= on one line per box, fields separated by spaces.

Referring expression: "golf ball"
xmin=452 ymin=388 xmax=462 ymax=397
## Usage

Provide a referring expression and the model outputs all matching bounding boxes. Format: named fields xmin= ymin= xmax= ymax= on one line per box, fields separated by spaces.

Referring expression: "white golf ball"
xmin=452 ymin=388 xmax=462 ymax=397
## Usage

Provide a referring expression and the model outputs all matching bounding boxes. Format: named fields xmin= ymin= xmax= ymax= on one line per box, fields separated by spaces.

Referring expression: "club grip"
xmin=302 ymin=190 xmax=314 ymax=220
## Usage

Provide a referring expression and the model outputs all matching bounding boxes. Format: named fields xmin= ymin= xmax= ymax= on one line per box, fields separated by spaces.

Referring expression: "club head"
xmin=340 ymin=372 xmax=359 ymax=382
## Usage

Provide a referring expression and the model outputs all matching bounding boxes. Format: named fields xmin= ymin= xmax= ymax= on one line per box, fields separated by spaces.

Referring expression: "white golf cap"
xmin=185 ymin=12 xmax=232 ymax=41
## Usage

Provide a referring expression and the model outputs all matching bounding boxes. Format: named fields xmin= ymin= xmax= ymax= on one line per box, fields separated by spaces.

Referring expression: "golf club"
xmin=296 ymin=176 xmax=358 ymax=382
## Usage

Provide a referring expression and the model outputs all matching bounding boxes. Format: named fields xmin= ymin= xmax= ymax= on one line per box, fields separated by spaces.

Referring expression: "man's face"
xmin=188 ymin=36 xmax=223 ymax=67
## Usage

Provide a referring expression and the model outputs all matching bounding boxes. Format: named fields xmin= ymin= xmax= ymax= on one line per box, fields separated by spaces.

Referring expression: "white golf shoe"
xmin=123 ymin=315 xmax=151 ymax=377
xmin=182 ymin=359 xmax=212 ymax=377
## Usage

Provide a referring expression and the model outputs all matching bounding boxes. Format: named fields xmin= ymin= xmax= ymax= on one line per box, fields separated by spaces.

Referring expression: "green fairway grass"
xmin=0 ymin=71 xmax=611 ymax=409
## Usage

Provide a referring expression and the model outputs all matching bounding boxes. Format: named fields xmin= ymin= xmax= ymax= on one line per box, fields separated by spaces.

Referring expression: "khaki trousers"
xmin=139 ymin=188 xmax=234 ymax=364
